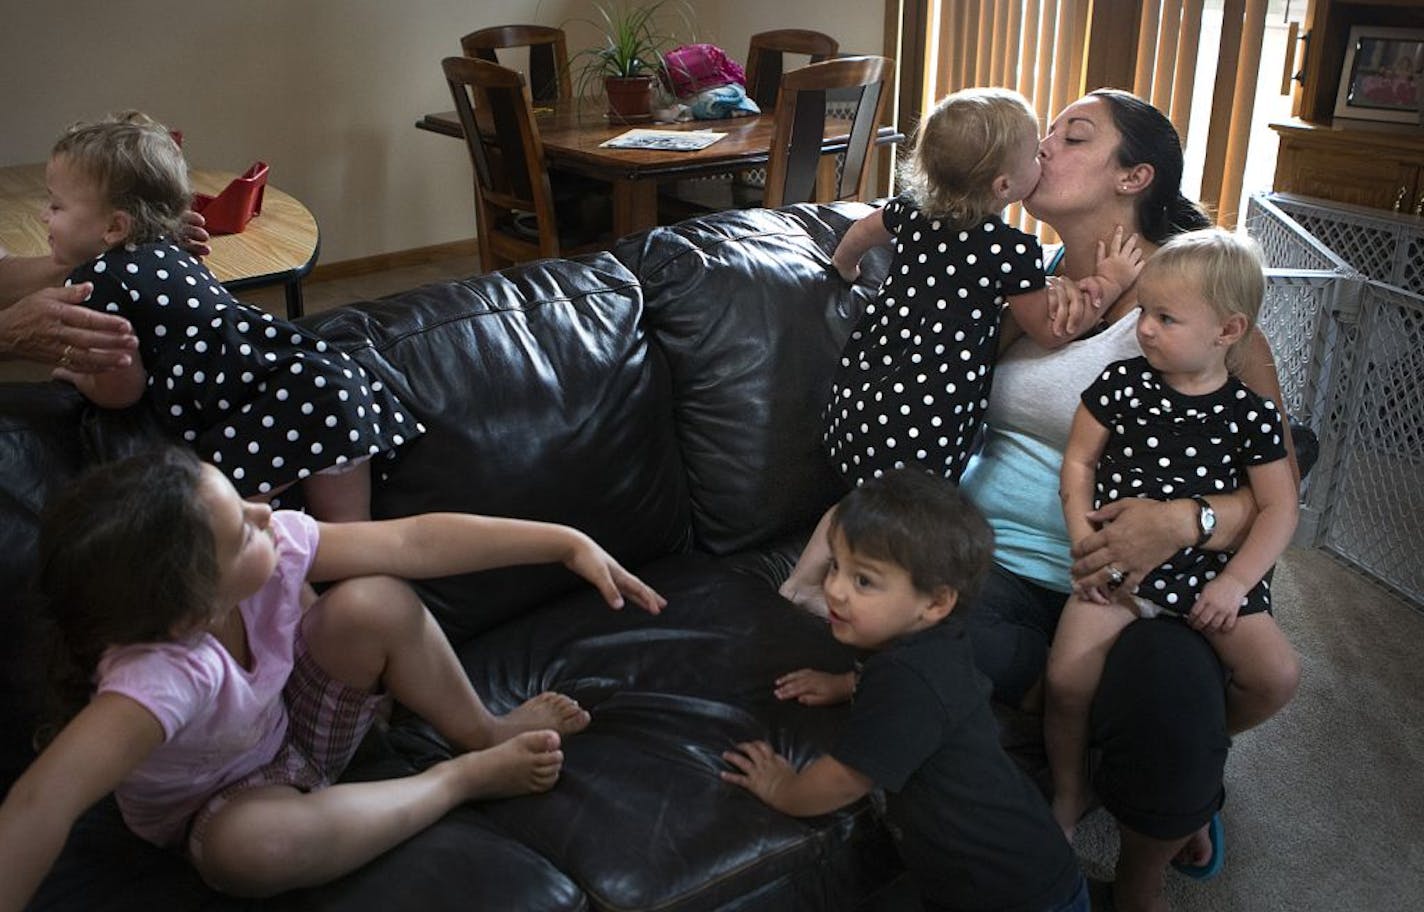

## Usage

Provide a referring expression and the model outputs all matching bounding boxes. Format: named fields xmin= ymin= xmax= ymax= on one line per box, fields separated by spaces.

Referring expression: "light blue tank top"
xmin=961 ymin=309 xmax=1143 ymax=592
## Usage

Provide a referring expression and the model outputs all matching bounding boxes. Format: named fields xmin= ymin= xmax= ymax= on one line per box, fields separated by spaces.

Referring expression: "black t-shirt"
xmin=832 ymin=618 xmax=1079 ymax=912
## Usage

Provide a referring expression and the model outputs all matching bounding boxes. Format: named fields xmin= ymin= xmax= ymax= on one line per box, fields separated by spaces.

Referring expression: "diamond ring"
xmin=1106 ymin=565 xmax=1126 ymax=589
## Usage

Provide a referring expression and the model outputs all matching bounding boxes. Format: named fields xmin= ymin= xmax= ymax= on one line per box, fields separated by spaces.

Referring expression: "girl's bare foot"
xmin=492 ymin=691 xmax=591 ymax=741
xmin=453 ymin=730 xmax=563 ymax=800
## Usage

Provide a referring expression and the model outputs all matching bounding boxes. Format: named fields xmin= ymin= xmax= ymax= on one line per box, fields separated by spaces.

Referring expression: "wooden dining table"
xmin=0 ymin=164 xmax=320 ymax=318
xmin=416 ymin=101 xmax=903 ymax=236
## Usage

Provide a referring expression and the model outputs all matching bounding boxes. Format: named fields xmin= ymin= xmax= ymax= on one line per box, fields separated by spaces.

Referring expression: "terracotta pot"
xmin=604 ymin=75 xmax=655 ymax=123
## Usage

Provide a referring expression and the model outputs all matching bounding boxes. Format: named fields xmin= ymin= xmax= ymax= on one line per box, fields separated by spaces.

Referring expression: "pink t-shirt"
xmin=96 ymin=510 xmax=319 ymax=848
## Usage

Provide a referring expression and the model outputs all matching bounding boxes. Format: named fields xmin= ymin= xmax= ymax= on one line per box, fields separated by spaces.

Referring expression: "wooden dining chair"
xmin=660 ymin=54 xmax=891 ymax=219
xmin=659 ymin=28 xmax=841 ymax=218
xmin=762 ymin=55 xmax=891 ymax=207
xmin=743 ymin=30 xmax=840 ymax=111
xmin=441 ymin=56 xmax=609 ymax=273
xmin=459 ymin=25 xmax=571 ymax=104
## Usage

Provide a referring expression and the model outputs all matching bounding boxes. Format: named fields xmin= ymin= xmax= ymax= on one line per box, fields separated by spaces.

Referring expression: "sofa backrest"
xmin=304 ymin=253 xmax=693 ymax=645
xmin=616 ymin=202 xmax=887 ymax=555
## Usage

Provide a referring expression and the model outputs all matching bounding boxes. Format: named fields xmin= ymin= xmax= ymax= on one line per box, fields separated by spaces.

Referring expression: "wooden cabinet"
xmin=1270 ymin=0 xmax=1424 ymax=213
xmin=1272 ymin=122 xmax=1424 ymax=214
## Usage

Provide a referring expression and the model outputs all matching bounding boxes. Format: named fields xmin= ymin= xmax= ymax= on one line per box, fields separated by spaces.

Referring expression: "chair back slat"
xmin=836 ymin=80 xmax=883 ymax=199
xmin=776 ymin=90 xmax=827 ymax=207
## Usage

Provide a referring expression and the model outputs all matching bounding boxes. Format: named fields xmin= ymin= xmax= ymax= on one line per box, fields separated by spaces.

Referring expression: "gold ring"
xmin=58 ymin=344 xmax=73 ymax=368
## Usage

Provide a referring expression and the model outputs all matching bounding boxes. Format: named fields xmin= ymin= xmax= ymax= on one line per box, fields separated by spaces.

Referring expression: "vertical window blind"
xmin=905 ymin=0 xmax=1268 ymax=234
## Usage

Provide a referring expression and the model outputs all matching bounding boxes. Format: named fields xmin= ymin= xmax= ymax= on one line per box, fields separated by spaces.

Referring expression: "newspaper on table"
xmin=600 ymin=129 xmax=726 ymax=151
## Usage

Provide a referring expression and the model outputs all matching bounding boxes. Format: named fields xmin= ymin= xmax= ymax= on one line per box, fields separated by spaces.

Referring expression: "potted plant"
xmin=570 ymin=0 xmax=692 ymax=122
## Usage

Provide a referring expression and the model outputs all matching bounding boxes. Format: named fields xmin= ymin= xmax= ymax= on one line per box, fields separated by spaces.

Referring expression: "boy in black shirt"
xmin=722 ymin=468 xmax=1087 ymax=912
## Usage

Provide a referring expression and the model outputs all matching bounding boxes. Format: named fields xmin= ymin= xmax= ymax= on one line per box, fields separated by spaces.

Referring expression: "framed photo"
xmin=1333 ymin=25 xmax=1424 ymax=126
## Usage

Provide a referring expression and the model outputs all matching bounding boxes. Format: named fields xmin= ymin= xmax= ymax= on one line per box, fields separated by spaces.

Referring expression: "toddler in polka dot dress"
xmin=1047 ymin=229 xmax=1301 ymax=837
xmin=780 ymin=87 xmax=1142 ymax=612
xmin=44 ymin=114 xmax=421 ymax=520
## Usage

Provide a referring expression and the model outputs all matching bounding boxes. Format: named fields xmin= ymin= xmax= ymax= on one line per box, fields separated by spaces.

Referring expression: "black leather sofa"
xmin=2 ymin=203 xmax=916 ymax=911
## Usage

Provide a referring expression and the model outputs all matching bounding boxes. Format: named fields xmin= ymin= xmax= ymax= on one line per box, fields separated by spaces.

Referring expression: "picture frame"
xmin=1333 ymin=25 xmax=1424 ymax=126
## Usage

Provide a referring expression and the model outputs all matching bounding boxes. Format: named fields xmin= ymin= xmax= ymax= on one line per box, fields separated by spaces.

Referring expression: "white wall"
xmin=2 ymin=1 xmax=883 ymax=265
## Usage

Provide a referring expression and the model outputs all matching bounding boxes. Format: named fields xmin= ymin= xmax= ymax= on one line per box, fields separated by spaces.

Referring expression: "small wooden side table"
xmin=0 ymin=164 xmax=320 ymax=318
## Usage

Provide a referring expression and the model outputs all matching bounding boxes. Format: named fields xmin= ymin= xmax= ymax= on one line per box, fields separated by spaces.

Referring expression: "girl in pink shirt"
xmin=0 ymin=446 xmax=665 ymax=904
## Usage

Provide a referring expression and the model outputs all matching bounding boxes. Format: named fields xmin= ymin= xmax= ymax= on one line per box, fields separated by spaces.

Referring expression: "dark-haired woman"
xmin=962 ymin=89 xmax=1301 ymax=912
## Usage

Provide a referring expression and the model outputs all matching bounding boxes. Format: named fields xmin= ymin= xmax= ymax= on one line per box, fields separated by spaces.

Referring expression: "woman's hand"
xmin=1069 ymin=498 xmax=1196 ymax=594
xmin=773 ymin=668 xmax=855 ymax=706
xmin=563 ymin=533 xmax=667 ymax=614
xmin=177 ymin=210 xmax=212 ymax=259
xmin=1045 ymin=274 xmax=1106 ymax=339
xmin=0 ymin=283 xmax=138 ymax=371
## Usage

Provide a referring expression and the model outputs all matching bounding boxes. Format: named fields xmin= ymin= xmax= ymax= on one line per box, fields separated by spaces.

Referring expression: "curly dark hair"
xmin=37 ymin=447 xmax=217 ymax=737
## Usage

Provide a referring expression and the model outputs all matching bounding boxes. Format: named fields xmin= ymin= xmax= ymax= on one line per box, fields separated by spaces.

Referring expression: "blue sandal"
xmin=1172 ymin=812 xmax=1225 ymax=881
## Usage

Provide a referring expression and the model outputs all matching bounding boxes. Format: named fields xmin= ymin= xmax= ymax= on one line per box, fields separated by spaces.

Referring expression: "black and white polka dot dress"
xmin=69 ymin=241 xmax=424 ymax=498
xmin=824 ymin=198 xmax=1044 ymax=487
xmin=1082 ymin=356 xmax=1288 ymax=615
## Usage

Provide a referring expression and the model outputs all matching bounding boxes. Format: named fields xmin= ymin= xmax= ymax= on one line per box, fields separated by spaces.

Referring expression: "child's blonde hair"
xmin=51 ymin=111 xmax=190 ymax=245
xmin=899 ymin=87 xmax=1039 ymax=229
xmin=1142 ymin=228 xmax=1266 ymax=369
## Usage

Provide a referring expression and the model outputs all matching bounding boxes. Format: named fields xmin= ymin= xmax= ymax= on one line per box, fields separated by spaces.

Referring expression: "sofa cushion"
xmin=302 ymin=254 xmax=693 ymax=644
xmin=418 ymin=552 xmax=903 ymax=911
xmin=616 ymin=204 xmax=891 ymax=555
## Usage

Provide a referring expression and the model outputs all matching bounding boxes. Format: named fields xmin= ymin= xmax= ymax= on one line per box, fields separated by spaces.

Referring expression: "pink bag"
xmin=663 ymin=44 xmax=746 ymax=99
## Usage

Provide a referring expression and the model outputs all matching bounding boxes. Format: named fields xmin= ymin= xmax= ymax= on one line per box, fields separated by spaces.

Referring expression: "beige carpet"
xmin=1073 ymin=546 xmax=1424 ymax=910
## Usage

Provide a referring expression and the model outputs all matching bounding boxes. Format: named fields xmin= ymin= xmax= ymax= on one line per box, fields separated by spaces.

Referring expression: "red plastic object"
xmin=193 ymin=161 xmax=268 ymax=235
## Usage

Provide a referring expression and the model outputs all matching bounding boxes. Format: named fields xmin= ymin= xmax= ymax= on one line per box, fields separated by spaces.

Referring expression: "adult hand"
xmin=1069 ymin=498 xmax=1196 ymax=595
xmin=177 ymin=210 xmax=212 ymax=259
xmin=0 ymin=283 xmax=137 ymax=372
xmin=1044 ymin=274 xmax=1105 ymax=339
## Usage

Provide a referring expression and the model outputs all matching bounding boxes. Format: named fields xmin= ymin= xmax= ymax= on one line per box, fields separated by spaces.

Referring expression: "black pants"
xmin=967 ymin=563 xmax=1228 ymax=840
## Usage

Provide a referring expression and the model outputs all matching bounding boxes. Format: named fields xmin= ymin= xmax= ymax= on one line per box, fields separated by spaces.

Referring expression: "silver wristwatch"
xmin=1191 ymin=496 xmax=1216 ymax=548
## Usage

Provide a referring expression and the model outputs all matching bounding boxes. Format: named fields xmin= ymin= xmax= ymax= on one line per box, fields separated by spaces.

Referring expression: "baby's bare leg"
xmin=194 ymin=731 xmax=562 ymax=896
xmin=1044 ymin=594 xmax=1135 ymax=837
xmin=303 ymin=576 xmax=587 ymax=753
xmin=1206 ymin=612 xmax=1300 ymax=734
xmin=302 ymin=461 xmax=372 ymax=523
xmin=779 ymin=505 xmax=835 ymax=617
